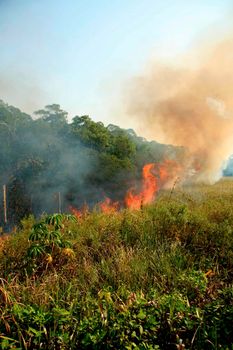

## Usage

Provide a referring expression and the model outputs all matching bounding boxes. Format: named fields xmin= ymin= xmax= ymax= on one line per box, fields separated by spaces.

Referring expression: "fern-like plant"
xmin=27 ymin=213 xmax=76 ymax=265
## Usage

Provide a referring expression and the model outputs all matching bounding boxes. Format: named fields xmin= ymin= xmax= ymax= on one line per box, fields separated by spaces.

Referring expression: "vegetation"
xmin=0 ymin=100 xmax=233 ymax=348
xmin=0 ymin=179 xmax=233 ymax=349
xmin=0 ymin=100 xmax=179 ymax=226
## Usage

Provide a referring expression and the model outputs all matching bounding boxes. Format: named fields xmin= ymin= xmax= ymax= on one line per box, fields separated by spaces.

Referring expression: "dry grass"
xmin=0 ymin=179 xmax=232 ymax=349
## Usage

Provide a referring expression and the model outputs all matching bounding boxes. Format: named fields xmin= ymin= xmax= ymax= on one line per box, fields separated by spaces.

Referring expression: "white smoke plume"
xmin=126 ymin=35 xmax=233 ymax=182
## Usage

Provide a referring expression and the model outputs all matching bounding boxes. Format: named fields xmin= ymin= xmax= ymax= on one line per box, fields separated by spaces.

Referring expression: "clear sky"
xmin=0 ymin=0 xmax=232 ymax=125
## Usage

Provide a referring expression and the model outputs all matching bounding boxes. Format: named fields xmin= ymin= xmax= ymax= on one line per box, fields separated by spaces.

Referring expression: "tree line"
xmin=0 ymin=100 xmax=181 ymax=226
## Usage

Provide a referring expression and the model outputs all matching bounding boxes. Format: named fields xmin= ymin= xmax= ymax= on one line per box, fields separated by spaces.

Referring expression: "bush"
xmin=0 ymin=181 xmax=233 ymax=349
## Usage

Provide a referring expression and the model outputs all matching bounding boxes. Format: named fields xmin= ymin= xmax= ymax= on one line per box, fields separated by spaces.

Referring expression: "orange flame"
xmin=69 ymin=159 xmax=182 ymax=215
xmin=125 ymin=160 xmax=182 ymax=210
xmin=99 ymin=197 xmax=119 ymax=213
xmin=157 ymin=159 xmax=183 ymax=186
xmin=125 ymin=163 xmax=157 ymax=210
xmin=69 ymin=205 xmax=82 ymax=218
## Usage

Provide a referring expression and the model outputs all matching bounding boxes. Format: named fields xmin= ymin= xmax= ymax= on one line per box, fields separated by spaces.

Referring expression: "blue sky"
xmin=0 ymin=0 xmax=232 ymax=125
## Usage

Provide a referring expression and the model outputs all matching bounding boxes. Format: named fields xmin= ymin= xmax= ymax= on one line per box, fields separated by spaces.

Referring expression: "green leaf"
xmin=137 ymin=309 xmax=146 ymax=320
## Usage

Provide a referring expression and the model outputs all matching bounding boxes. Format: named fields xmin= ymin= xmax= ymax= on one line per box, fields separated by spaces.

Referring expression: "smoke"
xmin=0 ymin=72 xmax=47 ymax=114
xmin=126 ymin=35 xmax=233 ymax=182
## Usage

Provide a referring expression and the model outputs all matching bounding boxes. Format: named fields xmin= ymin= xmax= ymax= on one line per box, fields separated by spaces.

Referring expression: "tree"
xmin=71 ymin=115 xmax=111 ymax=151
xmin=111 ymin=133 xmax=136 ymax=160
xmin=34 ymin=104 xmax=68 ymax=125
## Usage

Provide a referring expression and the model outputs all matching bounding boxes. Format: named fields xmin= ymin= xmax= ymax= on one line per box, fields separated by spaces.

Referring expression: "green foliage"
xmin=34 ymin=104 xmax=68 ymax=125
xmin=0 ymin=182 xmax=233 ymax=348
xmin=26 ymin=214 xmax=75 ymax=273
xmin=0 ymin=100 xmax=181 ymax=225
xmin=71 ymin=115 xmax=111 ymax=151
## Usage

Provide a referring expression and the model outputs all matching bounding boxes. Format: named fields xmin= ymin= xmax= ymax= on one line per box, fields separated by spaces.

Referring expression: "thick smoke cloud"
xmin=126 ymin=36 xmax=233 ymax=182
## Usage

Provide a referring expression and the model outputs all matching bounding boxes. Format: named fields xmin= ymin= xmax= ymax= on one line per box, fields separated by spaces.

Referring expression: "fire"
xmin=70 ymin=198 xmax=119 ymax=217
xmin=157 ymin=159 xmax=183 ymax=187
xmin=70 ymin=159 xmax=183 ymax=215
xmin=125 ymin=163 xmax=157 ymax=210
xmin=69 ymin=205 xmax=83 ymax=219
xmin=99 ymin=197 xmax=119 ymax=213
xmin=125 ymin=160 xmax=182 ymax=210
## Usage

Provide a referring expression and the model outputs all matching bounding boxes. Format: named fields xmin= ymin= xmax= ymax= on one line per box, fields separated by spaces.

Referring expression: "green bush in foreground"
xmin=0 ymin=180 xmax=233 ymax=349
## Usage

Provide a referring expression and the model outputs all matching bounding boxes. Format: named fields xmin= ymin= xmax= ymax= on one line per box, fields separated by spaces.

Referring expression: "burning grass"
xmin=69 ymin=159 xmax=184 ymax=215
xmin=0 ymin=179 xmax=233 ymax=349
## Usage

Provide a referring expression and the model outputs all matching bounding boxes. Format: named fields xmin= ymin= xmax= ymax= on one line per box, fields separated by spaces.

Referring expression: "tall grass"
xmin=0 ymin=179 xmax=232 ymax=349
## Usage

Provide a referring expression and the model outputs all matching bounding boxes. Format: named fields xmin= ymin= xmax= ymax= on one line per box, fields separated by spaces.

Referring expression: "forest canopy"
xmin=0 ymin=100 xmax=199 ymax=225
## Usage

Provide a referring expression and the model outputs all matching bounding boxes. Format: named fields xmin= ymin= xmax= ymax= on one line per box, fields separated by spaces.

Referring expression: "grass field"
xmin=0 ymin=178 xmax=233 ymax=349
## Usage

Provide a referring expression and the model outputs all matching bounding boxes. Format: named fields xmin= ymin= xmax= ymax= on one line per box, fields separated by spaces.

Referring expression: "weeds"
xmin=0 ymin=180 xmax=233 ymax=349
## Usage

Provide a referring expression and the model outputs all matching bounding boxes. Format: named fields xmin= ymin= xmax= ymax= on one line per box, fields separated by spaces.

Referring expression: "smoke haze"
xmin=126 ymin=34 xmax=233 ymax=182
